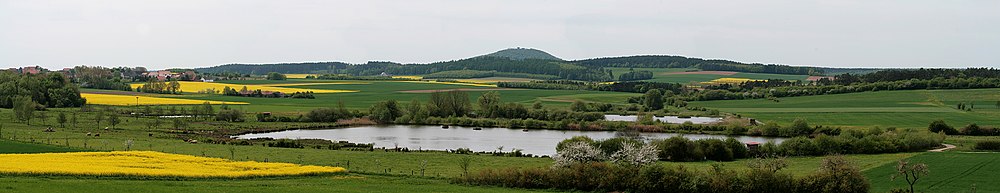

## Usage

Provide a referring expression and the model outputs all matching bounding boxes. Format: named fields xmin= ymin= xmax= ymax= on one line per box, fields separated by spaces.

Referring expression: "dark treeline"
xmin=422 ymin=70 xmax=560 ymax=80
xmin=71 ymin=66 xmax=143 ymax=91
xmin=617 ymin=69 xmax=654 ymax=81
xmin=0 ymin=71 xmax=86 ymax=108
xmin=195 ymin=62 xmax=351 ymax=75
xmin=575 ymin=55 xmax=824 ymax=75
xmin=826 ymin=68 xmax=1000 ymax=85
xmin=498 ymin=80 xmax=686 ymax=93
xmin=199 ymin=57 xmax=613 ymax=81
xmin=686 ymin=77 xmax=1000 ymax=101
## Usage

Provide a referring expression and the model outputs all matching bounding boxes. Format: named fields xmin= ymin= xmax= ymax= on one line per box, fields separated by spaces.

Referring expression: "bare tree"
xmin=892 ymin=160 xmax=929 ymax=193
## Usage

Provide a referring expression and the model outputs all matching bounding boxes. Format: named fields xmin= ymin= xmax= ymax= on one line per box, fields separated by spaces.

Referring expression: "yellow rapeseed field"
xmin=404 ymin=80 xmax=497 ymax=87
xmin=0 ymin=151 xmax=346 ymax=178
xmin=701 ymin=78 xmax=766 ymax=84
xmin=391 ymin=75 xmax=423 ymax=80
xmin=261 ymin=82 xmax=369 ymax=87
xmin=81 ymin=93 xmax=249 ymax=106
xmin=130 ymin=81 xmax=357 ymax=94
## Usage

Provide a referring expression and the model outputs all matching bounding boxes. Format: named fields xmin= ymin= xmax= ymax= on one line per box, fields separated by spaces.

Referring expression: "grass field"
xmin=0 ymin=139 xmax=82 ymax=153
xmin=865 ymin=152 xmax=1000 ymax=193
xmin=691 ymin=88 xmax=1000 ymax=129
xmin=155 ymin=80 xmax=640 ymax=112
xmin=607 ymin=67 xmax=810 ymax=83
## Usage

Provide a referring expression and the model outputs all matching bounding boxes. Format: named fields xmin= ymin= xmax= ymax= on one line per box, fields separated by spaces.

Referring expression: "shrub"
xmin=974 ymin=140 xmax=1000 ymax=151
xmin=556 ymin=136 xmax=595 ymax=152
xmin=609 ymin=141 xmax=659 ymax=167
xmin=552 ymin=141 xmax=605 ymax=168
xmin=652 ymin=136 xmax=703 ymax=161
xmin=215 ymin=109 xmax=244 ymax=122
xmin=779 ymin=137 xmax=819 ymax=156
xmin=927 ymin=120 xmax=958 ymax=135
xmin=797 ymin=156 xmax=870 ymax=193
xmin=698 ymin=139 xmax=734 ymax=161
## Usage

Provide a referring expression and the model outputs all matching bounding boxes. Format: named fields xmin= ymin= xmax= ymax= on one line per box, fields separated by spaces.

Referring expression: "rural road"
xmin=929 ymin=144 xmax=956 ymax=152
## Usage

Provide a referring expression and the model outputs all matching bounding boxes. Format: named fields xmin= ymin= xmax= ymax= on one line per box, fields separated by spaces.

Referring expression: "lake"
xmin=234 ymin=125 xmax=784 ymax=156
xmin=604 ymin=115 xmax=722 ymax=124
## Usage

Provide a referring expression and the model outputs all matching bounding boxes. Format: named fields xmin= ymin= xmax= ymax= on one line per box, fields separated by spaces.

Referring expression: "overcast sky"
xmin=2 ymin=0 xmax=998 ymax=70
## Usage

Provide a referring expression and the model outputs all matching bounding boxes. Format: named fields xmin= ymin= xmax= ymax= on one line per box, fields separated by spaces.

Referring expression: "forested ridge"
xmin=193 ymin=48 xmax=829 ymax=80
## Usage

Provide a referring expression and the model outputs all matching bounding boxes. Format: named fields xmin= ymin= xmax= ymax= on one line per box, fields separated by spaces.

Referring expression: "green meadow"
xmin=608 ymin=67 xmax=811 ymax=83
xmin=691 ymin=88 xmax=1000 ymax=129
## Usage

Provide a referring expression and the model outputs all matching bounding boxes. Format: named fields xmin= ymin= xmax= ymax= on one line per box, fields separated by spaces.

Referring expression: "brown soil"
xmin=397 ymin=88 xmax=524 ymax=93
xmin=806 ymin=76 xmax=834 ymax=81
xmin=662 ymin=71 xmax=739 ymax=75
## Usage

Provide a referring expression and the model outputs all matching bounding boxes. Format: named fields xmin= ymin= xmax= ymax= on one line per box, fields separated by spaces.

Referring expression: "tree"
xmin=146 ymin=117 xmax=162 ymax=130
xmin=167 ymin=80 xmax=181 ymax=94
xmin=570 ymin=101 xmax=587 ymax=112
xmin=95 ymin=108 xmax=105 ymax=129
xmin=70 ymin=112 xmax=78 ymax=127
xmin=266 ymin=72 xmax=287 ymax=80
xmin=402 ymin=99 xmax=429 ymax=124
xmin=201 ymin=102 xmax=214 ymax=117
xmin=892 ymin=160 xmax=929 ymax=193
xmin=552 ymin=141 xmax=605 ymax=168
xmin=57 ymin=112 xmax=67 ymax=128
xmin=12 ymin=96 xmax=35 ymax=125
xmin=108 ymin=112 xmax=120 ymax=129
xmin=788 ymin=118 xmax=812 ymax=136
xmin=172 ymin=118 xmax=188 ymax=129
xmin=36 ymin=111 xmax=48 ymax=126
xmin=643 ymin=89 xmax=664 ymax=110
xmin=369 ymin=100 xmax=401 ymax=123
xmin=427 ymin=90 xmax=470 ymax=117
xmin=799 ymin=155 xmax=870 ymax=193
xmin=532 ymin=100 xmax=543 ymax=109
xmin=477 ymin=91 xmax=502 ymax=118
xmin=928 ymin=120 xmax=958 ymax=134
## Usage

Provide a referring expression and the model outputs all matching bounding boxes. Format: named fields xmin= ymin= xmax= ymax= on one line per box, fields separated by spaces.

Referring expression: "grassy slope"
xmin=864 ymin=152 xmax=1000 ymax=193
xmin=164 ymin=80 xmax=637 ymax=112
xmin=607 ymin=67 xmax=810 ymax=83
xmin=0 ymin=174 xmax=552 ymax=193
xmin=691 ymin=88 xmax=1000 ymax=129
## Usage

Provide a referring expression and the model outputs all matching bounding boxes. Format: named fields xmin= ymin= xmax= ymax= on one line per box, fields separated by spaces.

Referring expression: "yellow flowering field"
xmin=0 ymin=151 xmax=346 ymax=178
xmin=404 ymin=80 xmax=497 ymax=87
xmin=701 ymin=78 xmax=766 ymax=84
xmin=129 ymin=81 xmax=357 ymax=94
xmin=81 ymin=93 xmax=249 ymax=106
xmin=261 ymin=82 xmax=369 ymax=87
xmin=391 ymin=75 xmax=423 ymax=80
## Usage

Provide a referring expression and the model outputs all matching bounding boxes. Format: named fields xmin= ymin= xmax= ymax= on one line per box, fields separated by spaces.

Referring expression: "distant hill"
xmin=480 ymin=48 xmax=563 ymax=61
xmin=194 ymin=47 xmax=856 ymax=80
xmin=195 ymin=62 xmax=350 ymax=75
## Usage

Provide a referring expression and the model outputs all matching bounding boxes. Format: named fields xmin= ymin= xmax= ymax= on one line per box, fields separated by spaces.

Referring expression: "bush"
xmin=460 ymin=155 xmax=870 ymax=193
xmin=215 ymin=109 xmax=244 ymax=122
xmin=974 ymin=140 xmax=1000 ymax=151
xmin=928 ymin=120 xmax=958 ymax=134
xmin=652 ymin=136 xmax=703 ymax=162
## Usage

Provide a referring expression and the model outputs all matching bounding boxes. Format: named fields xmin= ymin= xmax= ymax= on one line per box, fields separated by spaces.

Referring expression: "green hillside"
xmin=480 ymin=48 xmax=563 ymax=61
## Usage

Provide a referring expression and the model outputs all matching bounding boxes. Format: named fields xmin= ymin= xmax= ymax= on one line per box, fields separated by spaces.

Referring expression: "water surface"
xmin=235 ymin=125 xmax=783 ymax=155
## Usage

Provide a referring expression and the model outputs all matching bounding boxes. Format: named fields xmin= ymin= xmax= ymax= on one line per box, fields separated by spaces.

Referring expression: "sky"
xmin=1 ymin=0 xmax=998 ymax=70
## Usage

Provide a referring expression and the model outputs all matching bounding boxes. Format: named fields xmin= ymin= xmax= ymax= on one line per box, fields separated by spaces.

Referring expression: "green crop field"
xmin=152 ymin=80 xmax=638 ymax=112
xmin=691 ymin=88 xmax=1000 ymax=129
xmin=608 ymin=67 xmax=811 ymax=83
xmin=865 ymin=152 xmax=1000 ymax=193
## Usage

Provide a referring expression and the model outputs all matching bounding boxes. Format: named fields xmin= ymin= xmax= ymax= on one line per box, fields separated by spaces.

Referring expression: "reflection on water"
xmin=236 ymin=125 xmax=784 ymax=156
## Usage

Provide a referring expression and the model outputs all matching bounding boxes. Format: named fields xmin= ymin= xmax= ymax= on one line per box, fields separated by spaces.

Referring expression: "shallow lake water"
xmin=603 ymin=115 xmax=723 ymax=124
xmin=235 ymin=125 xmax=784 ymax=156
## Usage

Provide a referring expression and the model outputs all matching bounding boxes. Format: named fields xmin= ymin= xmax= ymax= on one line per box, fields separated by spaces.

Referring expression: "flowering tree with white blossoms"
xmin=610 ymin=141 xmax=659 ymax=167
xmin=552 ymin=141 xmax=605 ymax=168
